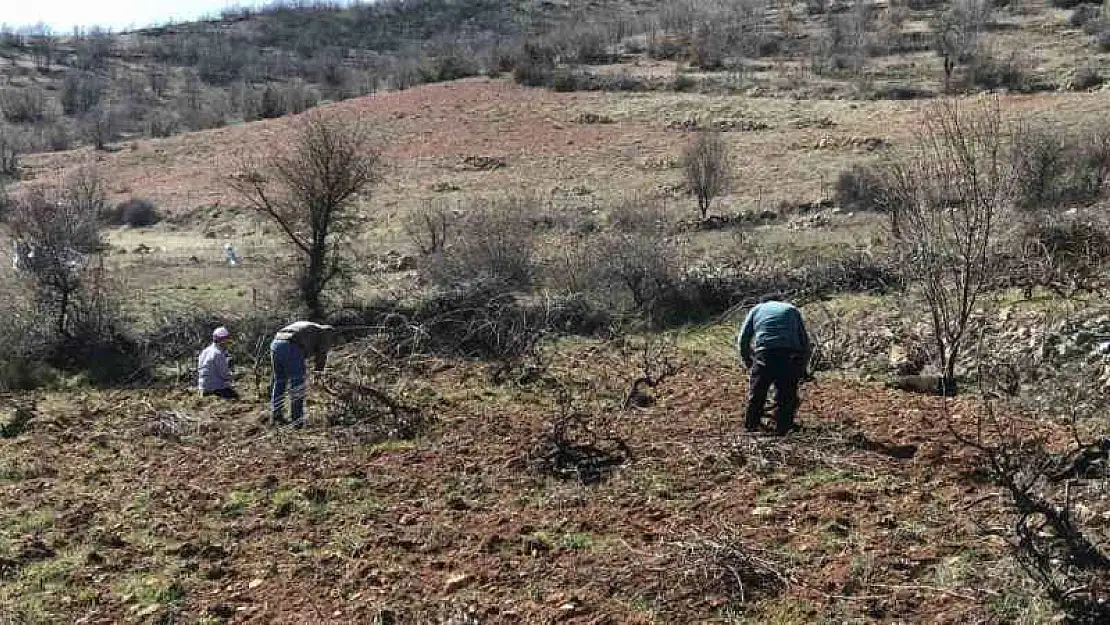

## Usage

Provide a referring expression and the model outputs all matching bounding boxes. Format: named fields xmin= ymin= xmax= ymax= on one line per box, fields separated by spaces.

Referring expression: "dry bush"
xmin=1013 ymin=121 xmax=1110 ymax=210
xmin=60 ymin=70 xmax=106 ymax=117
xmin=529 ymin=392 xmax=630 ymax=484
xmin=511 ymin=42 xmax=558 ymax=87
xmin=964 ymin=48 xmax=1037 ymax=92
xmin=102 ymin=199 xmax=160 ymax=227
xmin=404 ymin=199 xmax=453 ymax=255
xmin=244 ymin=81 xmax=321 ymax=121
xmin=683 ymin=130 xmax=730 ymax=220
xmin=834 ymin=163 xmax=889 ymax=211
xmin=232 ymin=112 xmax=379 ymax=319
xmin=8 ymin=176 xmax=103 ymax=337
xmin=0 ymin=124 xmax=21 ymax=180
xmin=607 ymin=194 xmax=673 ymax=233
xmin=620 ymin=334 xmax=684 ymax=409
xmin=0 ymin=87 xmax=50 ymax=124
xmin=146 ymin=109 xmax=180 ymax=138
xmin=1014 ymin=219 xmax=1110 ymax=297
xmin=421 ymin=196 xmax=537 ymax=291
xmin=1072 ymin=64 xmax=1104 ymax=90
xmin=591 ymin=230 xmax=685 ymax=324
xmin=1070 ymin=4 xmax=1103 ymax=29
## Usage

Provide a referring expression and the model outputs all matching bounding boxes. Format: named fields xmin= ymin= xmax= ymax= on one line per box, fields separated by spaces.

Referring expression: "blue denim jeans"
xmin=271 ymin=339 xmax=307 ymax=426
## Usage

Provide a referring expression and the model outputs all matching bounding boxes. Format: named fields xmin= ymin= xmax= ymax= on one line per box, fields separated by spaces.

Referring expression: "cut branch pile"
xmin=318 ymin=371 xmax=429 ymax=443
xmin=668 ymin=531 xmax=790 ymax=607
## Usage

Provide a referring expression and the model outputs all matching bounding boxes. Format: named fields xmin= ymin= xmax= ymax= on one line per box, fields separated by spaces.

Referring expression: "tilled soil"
xmin=0 ymin=344 xmax=1063 ymax=624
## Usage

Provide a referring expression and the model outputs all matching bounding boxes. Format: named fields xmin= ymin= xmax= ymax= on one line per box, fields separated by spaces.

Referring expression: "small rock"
xmin=248 ymin=578 xmax=264 ymax=590
xmin=444 ymin=573 xmax=472 ymax=593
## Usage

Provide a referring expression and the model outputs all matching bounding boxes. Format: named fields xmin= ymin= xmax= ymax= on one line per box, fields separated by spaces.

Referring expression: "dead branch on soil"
xmin=944 ymin=399 xmax=1110 ymax=622
xmin=621 ymin=334 xmax=684 ymax=409
xmin=725 ymin=420 xmax=902 ymax=476
xmin=318 ymin=369 xmax=429 ymax=443
xmin=529 ymin=393 xmax=630 ymax=485
xmin=144 ymin=409 xmax=211 ymax=442
xmin=0 ymin=399 xmax=35 ymax=438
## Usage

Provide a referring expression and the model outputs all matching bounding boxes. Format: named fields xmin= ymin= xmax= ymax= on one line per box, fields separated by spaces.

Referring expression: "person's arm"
xmin=312 ymin=330 xmax=329 ymax=372
xmin=796 ymin=310 xmax=811 ymax=358
xmin=738 ymin=307 xmax=757 ymax=367
xmin=216 ymin=350 xmax=233 ymax=388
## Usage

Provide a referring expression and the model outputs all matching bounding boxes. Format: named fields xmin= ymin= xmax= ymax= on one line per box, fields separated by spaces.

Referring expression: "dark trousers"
xmin=745 ymin=349 xmax=805 ymax=435
xmin=202 ymin=387 xmax=239 ymax=400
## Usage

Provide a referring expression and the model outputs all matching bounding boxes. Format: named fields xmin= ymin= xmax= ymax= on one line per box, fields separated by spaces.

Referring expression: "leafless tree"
xmin=231 ymin=112 xmax=380 ymax=319
xmin=683 ymin=130 xmax=730 ymax=220
xmin=6 ymin=169 xmax=104 ymax=337
xmin=892 ymin=97 xmax=1013 ymax=388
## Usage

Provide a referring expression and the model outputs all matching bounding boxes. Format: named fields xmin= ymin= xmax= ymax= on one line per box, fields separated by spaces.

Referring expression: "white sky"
xmin=2 ymin=1 xmax=278 ymax=32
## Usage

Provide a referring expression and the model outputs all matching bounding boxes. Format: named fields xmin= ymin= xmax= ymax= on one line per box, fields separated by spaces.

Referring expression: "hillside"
xmin=2 ymin=1 xmax=1110 ymax=624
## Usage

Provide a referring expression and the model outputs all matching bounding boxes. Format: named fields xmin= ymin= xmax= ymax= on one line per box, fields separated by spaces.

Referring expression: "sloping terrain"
xmin=0 ymin=339 xmax=1064 ymax=624
xmin=18 ymin=77 xmax=1110 ymax=223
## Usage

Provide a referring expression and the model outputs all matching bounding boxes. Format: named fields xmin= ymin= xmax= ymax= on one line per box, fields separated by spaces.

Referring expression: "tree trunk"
xmin=57 ymin=288 xmax=70 ymax=338
xmin=303 ymin=246 xmax=327 ymax=321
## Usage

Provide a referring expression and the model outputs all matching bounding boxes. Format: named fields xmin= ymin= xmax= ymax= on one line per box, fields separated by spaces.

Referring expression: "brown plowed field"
xmin=0 ymin=339 xmax=1060 ymax=624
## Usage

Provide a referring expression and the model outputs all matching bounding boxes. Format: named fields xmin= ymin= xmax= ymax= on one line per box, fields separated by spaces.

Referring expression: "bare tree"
xmin=683 ymin=130 xmax=730 ymax=220
xmin=7 ymin=170 xmax=104 ymax=337
xmin=893 ymin=97 xmax=1014 ymax=388
xmin=232 ymin=112 xmax=379 ymax=319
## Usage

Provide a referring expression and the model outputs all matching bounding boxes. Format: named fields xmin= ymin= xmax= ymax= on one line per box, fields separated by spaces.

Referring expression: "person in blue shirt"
xmin=737 ymin=294 xmax=811 ymax=435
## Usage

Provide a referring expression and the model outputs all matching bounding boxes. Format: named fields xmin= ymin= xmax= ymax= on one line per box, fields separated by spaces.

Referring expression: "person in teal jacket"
xmin=737 ymin=294 xmax=811 ymax=435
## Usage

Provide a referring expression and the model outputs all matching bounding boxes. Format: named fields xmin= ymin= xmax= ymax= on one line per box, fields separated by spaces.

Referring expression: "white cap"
xmin=212 ymin=326 xmax=231 ymax=341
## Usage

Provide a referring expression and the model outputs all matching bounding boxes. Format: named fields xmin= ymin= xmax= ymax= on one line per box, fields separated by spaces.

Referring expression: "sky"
xmin=2 ymin=1 xmax=279 ymax=33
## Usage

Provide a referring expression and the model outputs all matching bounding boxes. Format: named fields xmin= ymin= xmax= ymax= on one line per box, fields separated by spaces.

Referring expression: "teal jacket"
xmin=737 ymin=301 xmax=810 ymax=365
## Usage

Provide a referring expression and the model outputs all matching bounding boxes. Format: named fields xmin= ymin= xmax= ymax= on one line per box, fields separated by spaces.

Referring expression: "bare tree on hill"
xmin=891 ymin=97 xmax=1013 ymax=389
xmin=7 ymin=167 xmax=105 ymax=337
xmin=231 ymin=112 xmax=380 ymax=319
xmin=683 ymin=130 xmax=730 ymax=220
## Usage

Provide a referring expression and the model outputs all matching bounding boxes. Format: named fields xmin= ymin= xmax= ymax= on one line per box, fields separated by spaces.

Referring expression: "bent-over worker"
xmin=737 ymin=294 xmax=811 ymax=436
xmin=270 ymin=321 xmax=334 ymax=428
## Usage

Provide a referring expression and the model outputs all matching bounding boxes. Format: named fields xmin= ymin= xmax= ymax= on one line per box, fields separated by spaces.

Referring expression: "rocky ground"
xmin=0 ymin=334 xmax=1081 ymax=624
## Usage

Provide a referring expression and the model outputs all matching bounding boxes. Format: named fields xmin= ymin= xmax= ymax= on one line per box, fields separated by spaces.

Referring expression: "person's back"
xmin=738 ymin=301 xmax=808 ymax=359
xmin=737 ymin=297 xmax=810 ymax=436
xmin=274 ymin=321 xmax=333 ymax=371
xmin=197 ymin=327 xmax=237 ymax=399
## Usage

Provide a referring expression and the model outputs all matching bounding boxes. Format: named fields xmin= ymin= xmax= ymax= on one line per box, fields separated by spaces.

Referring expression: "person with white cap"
xmin=270 ymin=320 xmax=334 ymax=428
xmin=198 ymin=326 xmax=239 ymax=399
